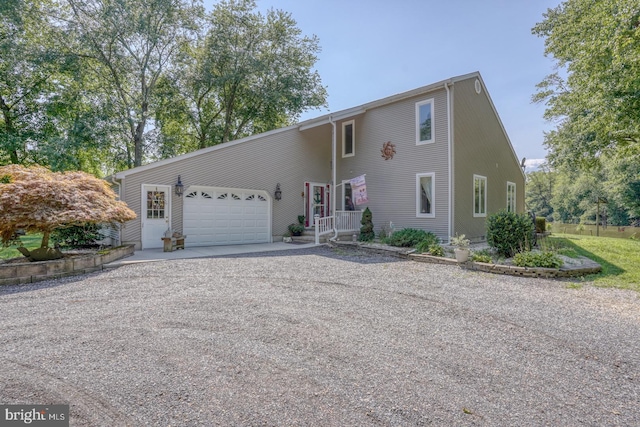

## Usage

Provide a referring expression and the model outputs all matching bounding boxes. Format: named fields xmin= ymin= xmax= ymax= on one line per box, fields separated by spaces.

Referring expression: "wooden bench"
xmin=161 ymin=235 xmax=186 ymax=252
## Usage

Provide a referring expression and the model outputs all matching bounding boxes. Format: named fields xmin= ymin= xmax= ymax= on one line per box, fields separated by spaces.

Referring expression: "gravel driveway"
xmin=1 ymin=246 xmax=639 ymax=426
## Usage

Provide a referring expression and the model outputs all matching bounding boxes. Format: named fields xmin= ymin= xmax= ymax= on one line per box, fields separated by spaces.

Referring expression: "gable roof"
xmin=115 ymin=71 xmax=522 ymax=179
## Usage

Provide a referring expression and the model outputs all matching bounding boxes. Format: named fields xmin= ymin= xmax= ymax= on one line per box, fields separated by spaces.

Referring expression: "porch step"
xmin=290 ymin=233 xmax=327 ymax=244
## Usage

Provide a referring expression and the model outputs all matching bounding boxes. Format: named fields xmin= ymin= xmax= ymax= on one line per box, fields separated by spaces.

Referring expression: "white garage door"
xmin=183 ymin=187 xmax=271 ymax=246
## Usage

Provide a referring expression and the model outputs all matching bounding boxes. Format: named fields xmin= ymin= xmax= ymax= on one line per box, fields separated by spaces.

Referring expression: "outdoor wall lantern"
xmin=274 ymin=183 xmax=282 ymax=201
xmin=175 ymin=175 xmax=184 ymax=197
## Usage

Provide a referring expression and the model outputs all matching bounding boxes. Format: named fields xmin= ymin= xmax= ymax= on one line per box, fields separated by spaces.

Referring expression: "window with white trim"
xmin=342 ymin=120 xmax=354 ymax=157
xmin=506 ymin=181 xmax=516 ymax=213
xmin=474 ymin=175 xmax=487 ymax=217
xmin=415 ymin=99 xmax=434 ymax=144
xmin=416 ymin=173 xmax=435 ymax=217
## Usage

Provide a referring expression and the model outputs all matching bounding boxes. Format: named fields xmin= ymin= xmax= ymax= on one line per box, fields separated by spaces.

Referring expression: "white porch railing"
xmin=314 ymin=210 xmax=362 ymax=244
xmin=335 ymin=210 xmax=362 ymax=232
xmin=314 ymin=215 xmax=335 ymax=245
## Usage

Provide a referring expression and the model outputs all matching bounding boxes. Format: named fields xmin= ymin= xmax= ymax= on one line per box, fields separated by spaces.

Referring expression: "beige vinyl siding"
xmin=336 ymin=89 xmax=450 ymax=241
xmin=119 ymin=125 xmax=332 ymax=248
xmin=452 ymin=77 xmax=525 ymax=241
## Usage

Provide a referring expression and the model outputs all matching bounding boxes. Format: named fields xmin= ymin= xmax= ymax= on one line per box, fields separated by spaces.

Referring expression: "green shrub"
xmin=535 ymin=217 xmax=546 ymax=233
xmin=359 ymin=207 xmax=375 ymax=242
xmin=51 ymin=223 xmax=102 ymax=248
xmin=415 ymin=239 xmax=443 ymax=256
xmin=387 ymin=228 xmax=437 ymax=248
xmin=486 ymin=210 xmax=534 ymax=257
xmin=427 ymin=244 xmax=444 ymax=257
xmin=471 ymin=251 xmax=492 ymax=263
xmin=513 ymin=251 xmax=563 ymax=268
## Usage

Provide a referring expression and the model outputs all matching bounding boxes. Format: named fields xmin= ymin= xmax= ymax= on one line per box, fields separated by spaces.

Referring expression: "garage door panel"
xmin=215 ymin=206 xmax=229 ymax=215
xmin=184 ymin=187 xmax=270 ymax=247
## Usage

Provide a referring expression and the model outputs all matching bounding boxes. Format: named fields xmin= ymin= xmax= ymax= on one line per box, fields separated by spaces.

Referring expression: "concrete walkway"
xmin=105 ymin=241 xmax=319 ymax=267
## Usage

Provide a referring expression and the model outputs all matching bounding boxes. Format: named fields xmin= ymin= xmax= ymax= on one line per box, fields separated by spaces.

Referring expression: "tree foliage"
xmin=532 ymin=0 xmax=640 ymax=167
xmin=1 ymin=0 xmax=325 ymax=172
xmin=0 ymin=165 xmax=136 ymax=249
xmin=530 ymin=1 xmax=640 ymax=228
xmin=525 ymin=166 xmax=555 ymax=221
xmin=155 ymin=0 xmax=327 ymax=153
xmin=0 ymin=0 xmax=65 ymax=165
xmin=524 ymin=157 xmax=640 ymax=226
xmin=64 ymin=0 xmax=200 ymax=168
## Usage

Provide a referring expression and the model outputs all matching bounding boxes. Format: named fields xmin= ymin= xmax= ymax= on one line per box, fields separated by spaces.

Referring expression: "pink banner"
xmin=350 ymin=175 xmax=368 ymax=205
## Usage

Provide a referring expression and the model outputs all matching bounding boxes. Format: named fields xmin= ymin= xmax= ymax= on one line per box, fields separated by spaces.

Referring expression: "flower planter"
xmin=454 ymin=248 xmax=470 ymax=263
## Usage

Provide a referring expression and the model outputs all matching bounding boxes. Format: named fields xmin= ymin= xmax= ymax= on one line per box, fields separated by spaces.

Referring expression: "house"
xmin=113 ymin=72 xmax=525 ymax=250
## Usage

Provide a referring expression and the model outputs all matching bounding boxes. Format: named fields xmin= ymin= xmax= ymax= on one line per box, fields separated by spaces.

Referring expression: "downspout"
xmin=330 ymin=115 xmax=339 ymax=241
xmin=110 ymin=175 xmax=123 ymax=246
xmin=444 ymin=82 xmax=453 ymax=241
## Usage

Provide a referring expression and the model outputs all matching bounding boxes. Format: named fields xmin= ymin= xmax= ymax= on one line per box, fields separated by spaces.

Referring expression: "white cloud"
xmin=524 ymin=158 xmax=546 ymax=171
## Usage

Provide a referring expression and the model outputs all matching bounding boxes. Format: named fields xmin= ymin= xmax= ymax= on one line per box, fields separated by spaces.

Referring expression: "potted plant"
xmin=288 ymin=215 xmax=305 ymax=236
xmin=450 ymin=234 xmax=471 ymax=263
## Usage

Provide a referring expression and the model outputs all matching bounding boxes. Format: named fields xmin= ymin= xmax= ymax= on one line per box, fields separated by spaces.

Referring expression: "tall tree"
xmin=0 ymin=0 xmax=64 ymax=165
xmin=525 ymin=166 xmax=555 ymax=221
xmin=65 ymin=0 xmax=200 ymax=168
xmin=532 ymin=0 xmax=640 ymax=167
xmin=155 ymin=0 xmax=327 ymax=152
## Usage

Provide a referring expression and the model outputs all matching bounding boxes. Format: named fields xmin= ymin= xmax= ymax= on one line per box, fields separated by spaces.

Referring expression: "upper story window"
xmin=474 ymin=175 xmax=487 ymax=217
xmin=507 ymin=181 xmax=516 ymax=213
xmin=416 ymin=173 xmax=435 ymax=218
xmin=415 ymin=99 xmax=434 ymax=145
xmin=342 ymin=120 xmax=355 ymax=157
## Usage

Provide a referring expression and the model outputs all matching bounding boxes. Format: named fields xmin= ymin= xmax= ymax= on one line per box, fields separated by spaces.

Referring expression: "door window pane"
xmin=147 ymin=191 xmax=165 ymax=219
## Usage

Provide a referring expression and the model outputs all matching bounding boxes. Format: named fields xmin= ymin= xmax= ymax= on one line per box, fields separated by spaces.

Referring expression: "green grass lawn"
xmin=0 ymin=234 xmax=42 ymax=260
xmin=542 ymin=234 xmax=640 ymax=292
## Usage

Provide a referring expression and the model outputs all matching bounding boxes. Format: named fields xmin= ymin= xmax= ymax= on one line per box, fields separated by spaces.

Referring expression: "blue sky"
xmin=205 ymin=0 xmax=563 ymax=168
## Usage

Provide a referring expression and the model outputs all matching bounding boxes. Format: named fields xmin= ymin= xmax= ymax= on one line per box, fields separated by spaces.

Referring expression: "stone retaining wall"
xmin=331 ymin=241 xmax=601 ymax=279
xmin=0 ymin=245 xmax=135 ymax=286
xmin=410 ymin=253 xmax=601 ymax=278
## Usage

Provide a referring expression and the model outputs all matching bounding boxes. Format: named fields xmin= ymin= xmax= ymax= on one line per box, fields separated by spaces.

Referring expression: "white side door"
xmin=141 ymin=185 xmax=171 ymax=249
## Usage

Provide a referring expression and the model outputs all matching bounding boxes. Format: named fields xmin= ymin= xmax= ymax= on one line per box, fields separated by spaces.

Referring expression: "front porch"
xmin=313 ymin=210 xmax=362 ymax=244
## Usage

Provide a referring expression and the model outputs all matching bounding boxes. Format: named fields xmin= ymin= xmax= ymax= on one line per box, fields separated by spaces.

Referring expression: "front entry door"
xmin=141 ymin=185 xmax=171 ymax=249
xmin=305 ymin=182 xmax=330 ymax=227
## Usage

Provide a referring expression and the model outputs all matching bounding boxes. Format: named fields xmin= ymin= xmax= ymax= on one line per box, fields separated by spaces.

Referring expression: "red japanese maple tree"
xmin=0 ymin=165 xmax=136 ymax=253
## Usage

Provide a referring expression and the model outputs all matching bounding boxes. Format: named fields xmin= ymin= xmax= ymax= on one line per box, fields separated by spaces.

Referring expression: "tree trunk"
xmin=0 ymin=96 xmax=19 ymax=164
xmin=134 ymin=125 xmax=144 ymax=167
xmin=41 ymin=230 xmax=50 ymax=248
xmin=133 ymin=99 xmax=148 ymax=166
